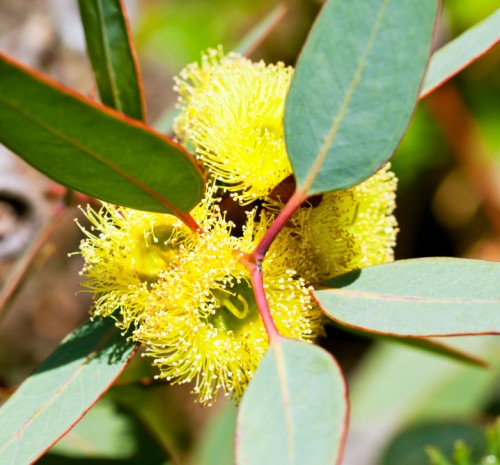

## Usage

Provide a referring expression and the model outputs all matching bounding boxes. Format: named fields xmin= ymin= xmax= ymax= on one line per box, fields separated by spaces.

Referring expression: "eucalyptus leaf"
xmin=0 ymin=318 xmax=137 ymax=464
xmin=236 ymin=338 xmax=348 ymax=465
xmin=421 ymin=8 xmax=500 ymax=98
xmin=79 ymin=0 xmax=146 ymax=120
xmin=315 ymin=258 xmax=500 ymax=337
xmin=0 ymin=54 xmax=204 ymax=215
xmin=285 ymin=0 xmax=438 ymax=194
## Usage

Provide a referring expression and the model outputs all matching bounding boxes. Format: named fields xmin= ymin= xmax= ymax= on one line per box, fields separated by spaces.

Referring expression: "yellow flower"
xmin=78 ymin=49 xmax=399 ymax=405
xmin=174 ymin=48 xmax=398 ymax=282
xmin=78 ymin=188 xmax=322 ymax=404
xmin=174 ymin=47 xmax=293 ymax=204
xmin=275 ymin=164 xmax=398 ymax=283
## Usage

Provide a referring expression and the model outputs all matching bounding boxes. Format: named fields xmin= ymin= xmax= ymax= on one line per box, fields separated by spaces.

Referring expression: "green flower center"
xmin=209 ymin=279 xmax=259 ymax=334
xmin=134 ymin=224 xmax=180 ymax=284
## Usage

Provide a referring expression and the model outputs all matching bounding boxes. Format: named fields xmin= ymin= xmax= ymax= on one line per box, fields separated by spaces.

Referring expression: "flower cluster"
xmin=79 ymin=48 xmax=398 ymax=404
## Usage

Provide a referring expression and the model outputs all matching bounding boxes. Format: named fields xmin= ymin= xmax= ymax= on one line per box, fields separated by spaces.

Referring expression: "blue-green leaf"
xmin=0 ymin=318 xmax=137 ymax=464
xmin=285 ymin=0 xmax=438 ymax=194
xmin=315 ymin=258 xmax=500 ymax=337
xmin=236 ymin=338 xmax=348 ymax=465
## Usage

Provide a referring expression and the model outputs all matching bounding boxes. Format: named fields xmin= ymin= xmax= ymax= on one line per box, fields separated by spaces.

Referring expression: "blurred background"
xmin=0 ymin=0 xmax=499 ymax=464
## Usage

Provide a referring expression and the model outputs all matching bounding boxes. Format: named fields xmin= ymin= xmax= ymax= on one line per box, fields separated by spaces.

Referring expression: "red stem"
xmin=181 ymin=212 xmax=203 ymax=234
xmin=253 ymin=189 xmax=307 ymax=263
xmin=245 ymin=189 xmax=307 ymax=344
xmin=249 ymin=262 xmax=280 ymax=343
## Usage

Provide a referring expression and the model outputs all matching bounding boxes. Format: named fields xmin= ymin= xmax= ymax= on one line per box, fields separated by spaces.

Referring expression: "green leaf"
xmin=379 ymin=422 xmax=484 ymax=465
xmin=0 ymin=54 xmax=204 ymax=215
xmin=420 ymin=8 xmax=500 ymax=98
xmin=236 ymin=338 xmax=348 ymax=465
xmin=284 ymin=0 xmax=438 ymax=195
xmin=315 ymin=258 xmax=500 ymax=337
xmin=78 ymin=0 xmax=146 ymax=120
xmin=0 ymin=318 xmax=137 ymax=464
xmin=426 ymin=447 xmax=454 ymax=465
xmin=191 ymin=403 xmax=237 ymax=465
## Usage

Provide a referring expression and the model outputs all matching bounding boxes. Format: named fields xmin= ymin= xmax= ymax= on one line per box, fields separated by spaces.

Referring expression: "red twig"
xmin=243 ymin=189 xmax=308 ymax=343
xmin=0 ymin=205 xmax=68 ymax=324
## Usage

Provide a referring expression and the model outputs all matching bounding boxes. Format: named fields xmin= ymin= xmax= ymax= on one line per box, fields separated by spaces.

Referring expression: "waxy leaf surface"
xmin=0 ymin=318 xmax=137 ymax=464
xmin=315 ymin=258 xmax=500 ymax=337
xmin=421 ymin=8 xmax=500 ymax=98
xmin=285 ymin=0 xmax=438 ymax=194
xmin=236 ymin=338 xmax=348 ymax=465
xmin=78 ymin=0 xmax=146 ymax=120
xmin=0 ymin=54 xmax=204 ymax=214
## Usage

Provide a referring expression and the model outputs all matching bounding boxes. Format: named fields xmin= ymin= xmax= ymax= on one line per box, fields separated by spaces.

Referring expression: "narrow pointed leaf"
xmin=0 ymin=318 xmax=137 ymax=464
xmin=78 ymin=0 xmax=146 ymax=120
xmin=421 ymin=9 xmax=500 ymax=98
xmin=236 ymin=338 xmax=348 ymax=465
xmin=285 ymin=0 xmax=438 ymax=195
xmin=315 ymin=258 xmax=500 ymax=337
xmin=0 ymin=54 xmax=204 ymax=215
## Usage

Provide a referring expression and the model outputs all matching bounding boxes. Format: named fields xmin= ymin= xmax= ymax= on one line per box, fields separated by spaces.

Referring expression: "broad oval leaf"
xmin=78 ymin=0 xmax=146 ymax=120
xmin=0 ymin=54 xmax=204 ymax=215
xmin=421 ymin=8 xmax=500 ymax=98
xmin=0 ymin=318 xmax=137 ymax=464
xmin=285 ymin=0 xmax=438 ymax=195
xmin=315 ymin=258 xmax=500 ymax=337
xmin=236 ymin=338 xmax=348 ymax=465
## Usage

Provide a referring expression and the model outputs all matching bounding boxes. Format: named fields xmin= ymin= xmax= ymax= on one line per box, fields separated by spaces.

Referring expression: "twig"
xmin=0 ymin=205 xmax=68 ymax=324
xmin=243 ymin=189 xmax=308 ymax=343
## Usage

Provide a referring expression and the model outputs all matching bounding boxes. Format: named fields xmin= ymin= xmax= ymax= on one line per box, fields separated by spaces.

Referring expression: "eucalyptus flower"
xmin=174 ymin=47 xmax=293 ymax=204
xmin=79 ymin=188 xmax=322 ymax=404
xmin=78 ymin=49 xmax=398 ymax=405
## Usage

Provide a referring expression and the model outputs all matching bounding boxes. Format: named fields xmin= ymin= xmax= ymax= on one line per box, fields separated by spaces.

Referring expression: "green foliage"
xmin=316 ymin=258 xmax=500 ymax=337
xmin=0 ymin=319 xmax=137 ymax=464
xmin=236 ymin=338 xmax=348 ymax=465
xmin=0 ymin=0 xmax=499 ymax=463
xmin=0 ymin=57 xmax=204 ymax=215
xmin=284 ymin=0 xmax=437 ymax=194
xmin=421 ymin=8 xmax=500 ymax=97
xmin=78 ymin=0 xmax=146 ymax=120
xmin=426 ymin=419 xmax=500 ymax=465
xmin=380 ymin=422 xmax=486 ymax=465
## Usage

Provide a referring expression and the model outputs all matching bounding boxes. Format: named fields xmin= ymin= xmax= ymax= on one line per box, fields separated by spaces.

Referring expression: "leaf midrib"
xmin=0 ymin=94 xmax=180 ymax=213
xmin=301 ymin=0 xmax=390 ymax=193
xmin=96 ymin=0 xmax=123 ymax=112
xmin=318 ymin=288 xmax=500 ymax=304
xmin=0 ymin=330 xmax=131 ymax=458
xmin=274 ymin=341 xmax=295 ymax=465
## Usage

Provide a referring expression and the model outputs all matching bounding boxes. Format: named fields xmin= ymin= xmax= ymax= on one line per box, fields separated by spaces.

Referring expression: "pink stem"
xmin=253 ymin=189 xmax=307 ymax=263
xmin=181 ymin=212 xmax=204 ymax=234
xmin=249 ymin=262 xmax=280 ymax=343
xmin=246 ymin=189 xmax=307 ymax=344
